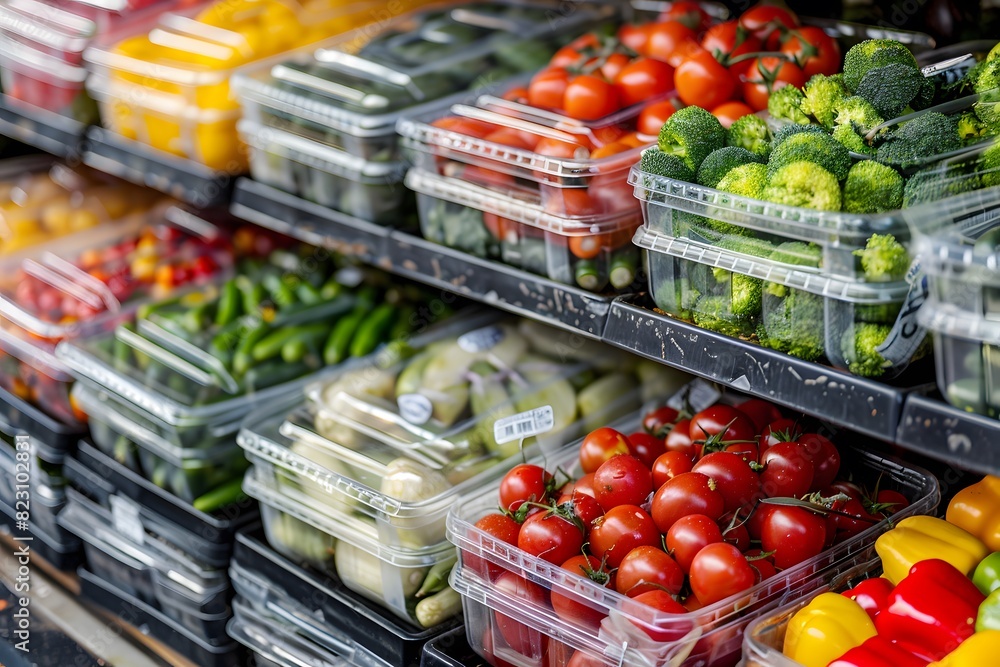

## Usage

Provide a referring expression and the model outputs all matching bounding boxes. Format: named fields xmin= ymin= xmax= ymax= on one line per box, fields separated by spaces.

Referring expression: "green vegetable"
xmin=350 ymin=303 xmax=396 ymax=358
xmin=469 ymin=361 xmax=516 ymax=456
xmin=192 ymin=479 xmax=247 ymax=513
xmin=726 ymin=114 xmax=772 ymax=158
xmin=801 ymin=74 xmax=849 ymax=129
xmin=840 ymin=323 xmax=892 ymax=377
xmin=711 ymin=266 xmax=762 ymax=319
xmin=957 ymin=111 xmax=988 ymax=145
xmin=272 ymin=512 xmax=335 ymax=569
xmin=856 ymin=62 xmax=924 ymax=118
xmin=842 ymin=39 xmax=919 ymax=93
xmin=903 ymin=162 xmax=982 ymax=207
xmin=856 ymin=302 xmax=902 ymax=324
xmin=758 ymin=288 xmax=825 ymax=361
xmin=983 ymin=143 xmax=1000 ymax=189
xmin=832 ymin=123 xmax=875 ymax=155
xmin=252 ymin=322 xmax=330 ymax=362
xmin=767 ymin=85 xmax=810 ymax=125
xmin=876 ymin=112 xmax=961 ymax=167
xmin=692 ymin=295 xmax=755 ymax=337
xmin=973 ymin=58 xmax=1000 ymax=128
xmin=323 ymin=308 xmax=369 ymax=365
xmin=843 ymin=161 xmax=905 ymax=214
xmin=853 ymin=233 xmax=909 ymax=281
xmin=336 ymin=538 xmax=426 ymax=601
xmin=577 ymin=372 xmax=635 ymax=432
xmin=237 ymin=276 xmax=265 ymax=315
xmin=767 ymin=131 xmax=852 ymax=181
xmin=609 ymin=251 xmax=639 ymax=290
xmin=639 ymin=148 xmax=695 ymax=181
xmin=973 ymin=552 xmax=1000 ymax=595
xmin=574 ymin=259 xmax=602 ymax=291
xmin=771 ymin=123 xmax=826 ymax=151
xmin=763 ymin=161 xmax=842 ymax=211
xmin=696 ymin=147 xmax=764 ymax=188
xmin=244 ymin=360 xmax=311 ymax=390
xmin=281 ymin=323 xmax=332 ymax=363
xmin=658 ymin=106 xmax=726 ymax=171
xmin=715 ymin=235 xmax=776 ymax=259
xmin=295 ymin=281 xmax=323 ymax=305
xmin=415 ymin=556 xmax=457 ymax=599
xmin=769 ymin=241 xmax=822 ymax=269
xmin=716 ymin=162 xmax=768 ymax=198
xmin=233 ymin=321 xmax=272 ymax=375
xmin=215 ymin=279 xmax=241 ymax=327
xmin=415 ymin=586 xmax=462 ymax=628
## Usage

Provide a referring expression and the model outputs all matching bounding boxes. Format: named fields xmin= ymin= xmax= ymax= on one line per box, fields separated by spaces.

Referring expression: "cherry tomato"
xmin=675 ymin=50 xmax=736 ymax=109
xmin=589 ymin=505 xmax=660 ymax=568
xmin=720 ymin=513 xmax=751 ymax=551
xmin=579 ymin=427 xmax=631 ymax=474
xmin=651 ymin=451 xmax=694 ymax=488
xmin=528 ymin=68 xmax=570 ymax=110
xmin=828 ymin=496 xmax=880 ymax=541
xmin=626 ymin=432 xmax=666 ymax=469
xmin=481 ymin=627 xmax=521 ymax=667
xmin=747 ymin=503 xmax=773 ymax=541
xmin=614 ymin=57 xmax=675 ymax=108
xmin=493 ymin=572 xmax=548 ymax=655
xmin=796 ymin=433 xmax=841 ymax=491
xmin=618 ymin=23 xmax=650 ymax=53
xmin=484 ymin=128 xmax=537 ymax=151
xmin=875 ymin=489 xmax=910 ymax=516
xmin=742 ymin=56 xmax=806 ymax=112
xmin=499 ymin=464 xmax=553 ymax=513
xmin=601 ymin=52 xmax=633 ymax=82
xmin=735 ymin=399 xmax=784 ymax=433
xmin=630 ymin=590 xmax=689 ymax=641
xmin=551 ymin=555 xmax=614 ymax=629
xmin=666 ymin=418 xmax=696 ymax=458
xmin=482 ymin=211 xmax=515 ymax=239
xmin=550 ymin=33 xmax=600 ymax=68
xmin=564 ymin=75 xmax=620 ymax=121
xmin=760 ymin=418 xmax=802 ymax=451
xmin=692 ymin=452 xmax=762 ymax=514
xmin=701 ymin=21 xmax=762 ymax=79
xmin=431 ymin=116 xmax=495 ymax=139
xmin=554 ymin=188 xmax=601 ymax=218
xmin=780 ymin=26 xmax=841 ymax=78
xmin=660 ymin=0 xmax=712 ymax=32
xmin=826 ymin=480 xmax=864 ymax=501
xmin=593 ymin=455 xmax=653 ymax=510
xmin=616 ymin=546 xmax=684 ymax=597
xmin=502 ymin=86 xmax=530 ymax=104
xmin=565 ymin=473 xmax=597 ymax=498
xmin=589 ymin=141 xmax=633 ymax=159
xmin=469 ymin=513 xmax=522 ymax=579
xmin=645 ymin=21 xmax=699 ymax=67
xmin=689 ymin=542 xmax=756 ymax=605
xmin=689 ymin=405 xmax=756 ymax=457
xmin=667 ymin=513 xmax=724 ymax=573
xmin=711 ymin=101 xmax=754 ymax=128
xmin=739 ymin=4 xmax=800 ymax=50
xmin=517 ymin=507 xmax=584 ymax=565
xmin=759 ymin=442 xmax=814 ymax=498
xmin=651 ymin=471 xmax=725 ymax=534
xmin=556 ymin=491 xmax=604 ymax=529
xmin=745 ymin=548 xmax=777 ymax=583
xmin=638 ymin=99 xmax=678 ymax=136
xmin=618 ymin=131 xmax=649 ymax=148
xmin=761 ymin=505 xmax=827 ymax=569
xmin=534 ymin=136 xmax=590 ymax=159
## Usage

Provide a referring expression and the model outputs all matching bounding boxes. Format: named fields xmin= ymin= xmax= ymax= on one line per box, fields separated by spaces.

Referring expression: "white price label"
xmin=110 ymin=495 xmax=145 ymax=545
xmin=666 ymin=379 xmax=722 ymax=413
xmin=397 ymin=393 xmax=434 ymax=425
xmin=458 ymin=325 xmax=505 ymax=353
xmin=494 ymin=406 xmax=555 ymax=445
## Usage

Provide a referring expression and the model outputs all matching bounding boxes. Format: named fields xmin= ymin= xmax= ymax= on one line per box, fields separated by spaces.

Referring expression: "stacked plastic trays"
xmin=231 ymin=0 xmax=611 ymax=224
xmin=446 ymin=433 xmax=939 ymax=667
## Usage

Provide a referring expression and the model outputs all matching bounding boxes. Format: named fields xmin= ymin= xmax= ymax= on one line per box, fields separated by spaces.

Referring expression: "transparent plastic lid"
xmin=0 ymin=0 xmax=96 ymax=52
xmin=229 ymin=595 xmax=353 ymax=667
xmin=919 ymin=297 xmax=1000 ymax=344
xmin=0 ymin=40 xmax=90 ymax=81
xmin=232 ymin=0 xmax=612 ymax=136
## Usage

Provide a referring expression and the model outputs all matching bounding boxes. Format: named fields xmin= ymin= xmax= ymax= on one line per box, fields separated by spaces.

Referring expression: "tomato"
xmin=796 ymin=433 xmax=840 ymax=491
xmin=553 ymin=188 xmax=601 ymax=218
xmin=689 ymin=543 xmax=756 ymax=605
xmin=630 ymin=590 xmax=690 ymax=641
xmin=828 ymin=496 xmax=879 ymax=541
xmin=720 ymin=513 xmax=751 ymax=551
xmin=565 ymin=473 xmax=597 ymax=498
xmin=593 ymin=455 xmax=652 ymax=510
xmin=875 ymin=489 xmax=910 ymax=516
xmin=600 ymin=52 xmax=633 ymax=82
xmin=517 ymin=507 xmax=584 ymax=565
xmin=746 ymin=503 xmax=773 ymax=541
xmin=701 ymin=21 xmax=762 ymax=79
xmin=493 ymin=572 xmax=548 ymax=656
xmin=461 ymin=165 xmax=516 ymax=190
xmin=430 ymin=116 xmax=495 ymax=139
xmin=528 ymin=68 xmax=570 ymax=110
xmin=579 ymin=427 xmax=631 ymax=473
xmin=780 ymin=26 xmax=841 ymax=78
xmin=564 ymin=75 xmax=620 ymax=121
xmin=482 ymin=212 xmax=518 ymax=240
xmin=675 ymin=50 xmax=736 ymax=109
xmin=484 ymin=128 xmax=537 ymax=151
xmin=742 ymin=56 xmax=806 ymax=112
xmin=534 ymin=136 xmax=590 ymax=160
xmin=499 ymin=464 xmax=553 ymax=513
xmin=616 ymin=545 xmax=684 ymax=598
xmin=761 ymin=506 xmax=827 ymax=569
xmin=589 ymin=505 xmax=660 ymax=568
xmin=470 ymin=513 xmax=522 ymax=579
xmin=826 ymin=480 xmax=863 ymax=501
xmin=745 ymin=548 xmax=777 ymax=583
xmin=760 ymin=418 xmax=802 ymax=451
xmin=567 ymin=651 xmax=605 ymax=667
xmin=502 ymin=86 xmax=530 ymax=104
xmin=550 ymin=33 xmax=600 ymax=68
xmin=665 ymin=418 xmax=696 ymax=458
xmin=589 ymin=141 xmax=633 ymax=159
xmin=735 ymin=399 xmax=784 ymax=433
xmin=667 ymin=513 xmax=724 ymax=573
xmin=645 ymin=21 xmax=699 ymax=67
xmin=552 ymin=555 xmax=614 ymax=629
xmin=660 ymin=0 xmax=711 ymax=32
xmin=481 ymin=628 xmax=522 ymax=667
xmin=651 ymin=471 xmax=725 ymax=533
xmin=614 ymin=58 xmax=675 ymax=108
xmin=692 ymin=452 xmax=762 ymax=514
xmin=689 ymin=405 xmax=756 ymax=457
xmin=618 ymin=131 xmax=649 ymax=148
xmin=626 ymin=432 xmax=665 ymax=469
xmin=711 ymin=101 xmax=754 ymax=128
xmin=556 ymin=491 xmax=604 ymax=529
xmin=637 ymin=99 xmax=678 ymax=136
xmin=759 ymin=442 xmax=814 ymax=498
xmin=739 ymin=4 xmax=800 ymax=50
xmin=651 ymin=451 xmax=694 ymax=488
xmin=618 ymin=23 xmax=650 ymax=53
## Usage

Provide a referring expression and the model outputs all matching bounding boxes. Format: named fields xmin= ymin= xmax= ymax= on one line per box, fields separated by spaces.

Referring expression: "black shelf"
xmin=0 ymin=95 xmax=85 ymax=159
xmin=897 ymin=392 xmax=1000 ymax=477
xmin=83 ymin=127 xmax=236 ymax=207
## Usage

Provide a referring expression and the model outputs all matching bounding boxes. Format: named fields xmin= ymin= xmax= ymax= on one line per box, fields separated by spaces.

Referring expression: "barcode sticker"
xmin=458 ymin=325 xmax=505 ymax=353
xmin=666 ymin=379 xmax=722 ymax=413
xmin=877 ymin=259 xmax=929 ymax=370
xmin=110 ymin=495 xmax=145 ymax=545
xmin=398 ymin=393 xmax=434 ymax=425
xmin=494 ymin=406 xmax=554 ymax=445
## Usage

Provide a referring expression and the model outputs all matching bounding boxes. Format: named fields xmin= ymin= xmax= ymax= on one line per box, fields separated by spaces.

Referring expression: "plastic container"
xmin=77 ymin=568 xmax=241 ymax=665
xmin=234 ymin=0 xmax=612 ymax=162
xmin=0 ymin=415 xmax=69 ymax=491
xmin=421 ymin=627 xmax=484 ymax=667
xmin=447 ymin=440 xmax=939 ymax=667
xmin=239 ymin=120 xmax=411 ymax=223
xmin=0 ymin=497 xmax=80 ymax=570
xmin=228 ymin=595 xmax=353 ymax=667
xmin=0 ymin=384 xmax=87 ymax=452
xmin=0 ymin=0 xmax=96 ymax=62
xmin=0 ymin=438 xmax=65 ymax=536
xmin=408 ymin=168 xmax=642 ymax=293
xmin=233 ymin=525 xmax=461 ymax=667
xmin=0 ymin=39 xmax=96 ymax=122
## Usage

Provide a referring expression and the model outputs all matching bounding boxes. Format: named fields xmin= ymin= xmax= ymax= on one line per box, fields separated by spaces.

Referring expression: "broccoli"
xmin=640 ymin=148 xmax=696 ymax=181
xmin=801 ymin=74 xmax=849 ymax=129
xmin=696 ymin=147 xmax=764 ymax=188
xmin=758 ymin=288 xmax=826 ymax=361
xmin=957 ymin=111 xmax=987 ymax=145
xmin=856 ymin=302 xmax=902 ymax=324
xmin=766 ymin=241 xmax=822 ymax=297
xmin=727 ymin=114 xmax=772 ymax=158
xmin=771 ymin=123 xmax=827 ymax=151
xmin=973 ymin=59 xmax=1000 ymax=129
xmin=717 ymin=236 xmax=777 ymax=259
xmin=834 ymin=96 xmax=885 ymax=136
xmin=902 ymin=163 xmax=982 ymax=207
xmin=983 ymin=143 xmax=1000 ymax=189
xmin=912 ymin=76 xmax=937 ymax=111
xmin=711 ymin=268 xmax=762 ymax=319
xmin=842 ymin=39 xmax=919 ymax=93
xmin=658 ymin=106 xmax=727 ymax=172
xmin=855 ymin=62 xmax=925 ymax=118
xmin=653 ymin=277 xmax=699 ymax=319
xmin=853 ymin=233 xmax=909 ymax=281
xmin=875 ymin=112 xmax=962 ymax=167
xmin=842 ymin=161 xmax=905 ymax=214
xmin=716 ymin=162 xmax=768 ymax=198
xmin=763 ymin=161 xmax=842 ymax=211
xmin=692 ymin=295 xmax=755 ymax=337
xmin=767 ymin=131 xmax=852 ymax=181
xmin=768 ymin=85 xmax=810 ymax=125
xmin=832 ymin=123 xmax=876 ymax=156
xmin=840 ymin=323 xmax=892 ymax=377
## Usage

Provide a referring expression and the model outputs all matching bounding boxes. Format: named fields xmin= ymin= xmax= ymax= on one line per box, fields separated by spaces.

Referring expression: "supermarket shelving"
xmin=897 ymin=392 xmax=1000 ymax=477
xmin=0 ymin=95 xmax=85 ymax=159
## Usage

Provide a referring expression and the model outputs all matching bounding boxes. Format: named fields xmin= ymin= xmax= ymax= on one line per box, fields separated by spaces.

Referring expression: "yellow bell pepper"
xmin=783 ymin=593 xmax=877 ymax=667
xmin=929 ymin=630 xmax=1000 ymax=666
xmin=947 ymin=476 xmax=1000 ymax=552
xmin=874 ymin=516 xmax=989 ymax=585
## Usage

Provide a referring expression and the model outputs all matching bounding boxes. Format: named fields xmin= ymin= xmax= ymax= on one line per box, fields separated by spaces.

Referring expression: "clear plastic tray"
xmin=0 ymin=0 xmax=95 ymax=61
xmin=408 ymin=168 xmax=642 ymax=293
xmin=0 ymin=497 xmax=80 ymax=570
xmin=239 ymin=120 xmax=411 ymax=223
xmin=0 ymin=438 xmax=64 ymax=536
xmin=0 ymin=416 xmax=68 ymax=491
xmin=447 ymin=440 xmax=938 ymax=667
xmin=233 ymin=0 xmax=611 ymax=161
xmin=0 ymin=43 xmax=96 ymax=122
xmin=228 ymin=595 xmax=352 ymax=667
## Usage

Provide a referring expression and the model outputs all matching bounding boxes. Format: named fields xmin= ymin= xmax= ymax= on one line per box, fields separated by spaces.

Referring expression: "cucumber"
xmin=576 ymin=372 xmax=635 ymax=432
xmin=323 ymin=308 xmax=369 ymax=366
xmin=389 ymin=305 xmax=417 ymax=341
xmin=295 ymin=281 xmax=323 ymax=305
xmin=263 ymin=273 xmax=297 ymax=308
xmin=215 ymin=278 xmax=241 ymax=326
xmin=282 ymin=339 xmax=307 ymax=363
xmin=181 ymin=299 xmax=216 ymax=334
xmin=244 ymin=360 xmax=310 ymax=391
xmin=113 ymin=323 xmax=135 ymax=372
xmin=415 ymin=586 xmax=462 ymax=628
xmin=610 ymin=251 xmax=639 ymax=290
xmin=350 ymin=303 xmax=397 ymax=358
xmin=233 ymin=322 xmax=272 ymax=375
xmin=238 ymin=278 xmax=266 ymax=315
xmin=192 ymin=479 xmax=247 ymax=513
xmin=574 ymin=259 xmax=602 ymax=291
xmin=252 ymin=323 xmax=330 ymax=363
xmin=319 ymin=275 xmax=343 ymax=300
xmin=282 ymin=324 xmax=333 ymax=363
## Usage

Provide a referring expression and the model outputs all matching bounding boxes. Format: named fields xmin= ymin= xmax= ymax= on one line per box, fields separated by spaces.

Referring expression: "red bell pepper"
xmin=828 ymin=635 xmax=930 ymax=667
xmin=875 ymin=559 xmax=985 ymax=661
xmin=843 ymin=578 xmax=895 ymax=622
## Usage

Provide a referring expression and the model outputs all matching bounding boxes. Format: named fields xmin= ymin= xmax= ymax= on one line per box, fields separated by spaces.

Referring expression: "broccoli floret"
xmin=711 ymin=268 xmax=762 ymax=319
xmin=840 ymin=323 xmax=892 ymax=377
xmin=832 ymin=123 xmax=875 ymax=156
xmin=983 ymin=143 xmax=1000 ymax=189
xmin=767 ymin=131 xmax=852 ymax=181
xmin=902 ymin=163 xmax=982 ymax=207
xmin=855 ymin=302 xmax=902 ymax=324
xmin=835 ymin=96 xmax=885 ymax=135
xmin=842 ymin=161 xmax=905 ymax=214
xmin=716 ymin=162 xmax=768 ymax=198
xmin=912 ymin=76 xmax=936 ymax=111
xmin=692 ymin=295 xmax=755 ymax=337
xmin=842 ymin=39 xmax=919 ymax=93
xmin=855 ymin=62 xmax=924 ymax=119
xmin=973 ymin=59 xmax=1000 ymax=129
xmin=957 ymin=111 xmax=988 ymax=145
xmin=875 ymin=112 xmax=962 ymax=167
xmin=727 ymin=114 xmax=772 ymax=158
xmin=853 ymin=233 xmax=909 ymax=281
xmin=768 ymin=85 xmax=810 ymax=125
xmin=801 ymin=74 xmax=849 ymax=130
xmin=640 ymin=148 xmax=696 ymax=181
xmin=766 ymin=242 xmax=822 ymax=297
xmin=763 ymin=161 xmax=842 ymax=211
xmin=771 ymin=123 xmax=827 ymax=152
xmin=717 ymin=236 xmax=776 ymax=259
xmin=758 ymin=288 xmax=825 ymax=361
xmin=658 ymin=106 xmax=727 ymax=172
xmin=696 ymin=147 xmax=764 ymax=188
